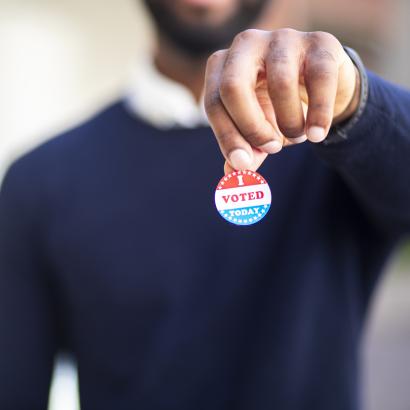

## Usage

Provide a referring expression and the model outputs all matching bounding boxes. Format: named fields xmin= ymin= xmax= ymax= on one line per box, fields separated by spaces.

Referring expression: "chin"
xmin=144 ymin=0 xmax=270 ymax=57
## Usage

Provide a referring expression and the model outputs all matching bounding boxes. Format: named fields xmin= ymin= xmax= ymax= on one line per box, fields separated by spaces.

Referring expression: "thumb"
xmin=224 ymin=148 xmax=268 ymax=175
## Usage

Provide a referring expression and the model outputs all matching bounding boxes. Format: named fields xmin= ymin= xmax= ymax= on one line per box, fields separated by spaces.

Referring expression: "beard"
xmin=143 ymin=0 xmax=270 ymax=58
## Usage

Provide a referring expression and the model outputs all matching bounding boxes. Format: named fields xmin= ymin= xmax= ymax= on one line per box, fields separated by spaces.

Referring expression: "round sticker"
xmin=214 ymin=170 xmax=271 ymax=226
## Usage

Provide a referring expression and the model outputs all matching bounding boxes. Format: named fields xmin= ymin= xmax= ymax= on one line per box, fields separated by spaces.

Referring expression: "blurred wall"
xmin=0 ymin=0 xmax=152 ymax=178
xmin=0 ymin=1 xmax=409 ymax=410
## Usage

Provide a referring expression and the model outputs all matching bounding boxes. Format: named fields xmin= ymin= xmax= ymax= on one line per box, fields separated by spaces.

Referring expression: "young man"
xmin=1 ymin=0 xmax=409 ymax=409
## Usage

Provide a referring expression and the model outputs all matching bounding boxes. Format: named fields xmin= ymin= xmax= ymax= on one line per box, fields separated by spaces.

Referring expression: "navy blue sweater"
xmin=1 ymin=72 xmax=410 ymax=410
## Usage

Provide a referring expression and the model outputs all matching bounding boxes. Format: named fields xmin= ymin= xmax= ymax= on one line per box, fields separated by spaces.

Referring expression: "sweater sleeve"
xmin=313 ymin=71 xmax=410 ymax=237
xmin=0 ymin=163 xmax=57 ymax=410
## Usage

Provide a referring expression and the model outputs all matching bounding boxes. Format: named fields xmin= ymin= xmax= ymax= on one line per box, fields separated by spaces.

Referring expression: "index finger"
xmin=204 ymin=49 xmax=254 ymax=170
xmin=218 ymin=30 xmax=283 ymax=153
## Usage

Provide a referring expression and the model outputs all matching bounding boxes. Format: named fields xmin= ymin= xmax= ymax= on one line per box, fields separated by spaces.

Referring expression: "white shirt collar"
xmin=124 ymin=56 xmax=209 ymax=129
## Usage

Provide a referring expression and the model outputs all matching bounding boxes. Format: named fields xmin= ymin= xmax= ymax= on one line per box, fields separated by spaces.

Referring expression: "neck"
xmin=153 ymin=34 xmax=208 ymax=102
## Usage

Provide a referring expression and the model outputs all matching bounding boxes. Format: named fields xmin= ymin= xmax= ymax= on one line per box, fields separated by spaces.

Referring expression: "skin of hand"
xmin=204 ymin=28 xmax=361 ymax=174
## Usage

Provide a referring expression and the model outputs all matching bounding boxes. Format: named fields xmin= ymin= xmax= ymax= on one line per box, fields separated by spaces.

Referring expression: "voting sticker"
xmin=215 ymin=170 xmax=271 ymax=226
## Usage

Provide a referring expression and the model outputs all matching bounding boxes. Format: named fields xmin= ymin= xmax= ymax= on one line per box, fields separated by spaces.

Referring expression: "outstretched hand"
xmin=204 ymin=28 xmax=361 ymax=173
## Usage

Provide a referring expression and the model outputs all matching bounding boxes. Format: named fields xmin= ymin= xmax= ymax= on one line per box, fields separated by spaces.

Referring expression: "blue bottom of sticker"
xmin=219 ymin=204 xmax=270 ymax=226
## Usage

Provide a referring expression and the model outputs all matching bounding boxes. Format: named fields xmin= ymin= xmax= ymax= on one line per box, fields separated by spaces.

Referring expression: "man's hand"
xmin=204 ymin=28 xmax=361 ymax=173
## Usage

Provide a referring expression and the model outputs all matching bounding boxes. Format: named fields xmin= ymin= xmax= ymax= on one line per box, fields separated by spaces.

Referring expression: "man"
xmin=1 ymin=0 xmax=409 ymax=409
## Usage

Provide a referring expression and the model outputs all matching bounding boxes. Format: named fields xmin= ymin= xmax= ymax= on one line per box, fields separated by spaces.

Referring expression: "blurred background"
xmin=0 ymin=0 xmax=409 ymax=409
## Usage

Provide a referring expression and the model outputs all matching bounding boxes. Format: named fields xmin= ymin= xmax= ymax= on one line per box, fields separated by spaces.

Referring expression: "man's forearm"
xmin=314 ymin=71 xmax=410 ymax=236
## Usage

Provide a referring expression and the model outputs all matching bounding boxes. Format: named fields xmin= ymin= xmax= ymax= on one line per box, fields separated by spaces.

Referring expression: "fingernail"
xmin=229 ymin=149 xmax=251 ymax=170
xmin=291 ymin=135 xmax=307 ymax=144
xmin=307 ymin=126 xmax=326 ymax=143
xmin=259 ymin=140 xmax=282 ymax=154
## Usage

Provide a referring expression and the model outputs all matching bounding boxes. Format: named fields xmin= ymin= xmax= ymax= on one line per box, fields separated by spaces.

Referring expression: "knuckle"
xmin=318 ymin=31 xmax=339 ymax=45
xmin=234 ymin=28 xmax=261 ymax=43
xmin=273 ymin=72 xmax=294 ymax=92
xmin=306 ymin=30 xmax=337 ymax=44
xmin=268 ymin=46 xmax=291 ymax=65
xmin=305 ymin=31 xmax=341 ymax=60
xmin=309 ymin=46 xmax=337 ymax=64
xmin=206 ymin=50 xmax=227 ymax=73
xmin=208 ymin=49 xmax=227 ymax=64
xmin=268 ymin=28 xmax=298 ymax=57
xmin=219 ymin=76 xmax=241 ymax=99
xmin=223 ymin=50 xmax=241 ymax=68
xmin=204 ymin=92 xmax=223 ymax=114
xmin=271 ymin=27 xmax=298 ymax=39
xmin=308 ymin=62 xmax=336 ymax=81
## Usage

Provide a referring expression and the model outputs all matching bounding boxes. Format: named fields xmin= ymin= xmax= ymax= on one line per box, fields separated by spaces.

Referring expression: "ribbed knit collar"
xmin=124 ymin=55 xmax=209 ymax=130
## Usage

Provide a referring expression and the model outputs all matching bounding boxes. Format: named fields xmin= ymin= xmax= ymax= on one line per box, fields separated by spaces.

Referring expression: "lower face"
xmin=143 ymin=0 xmax=271 ymax=56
